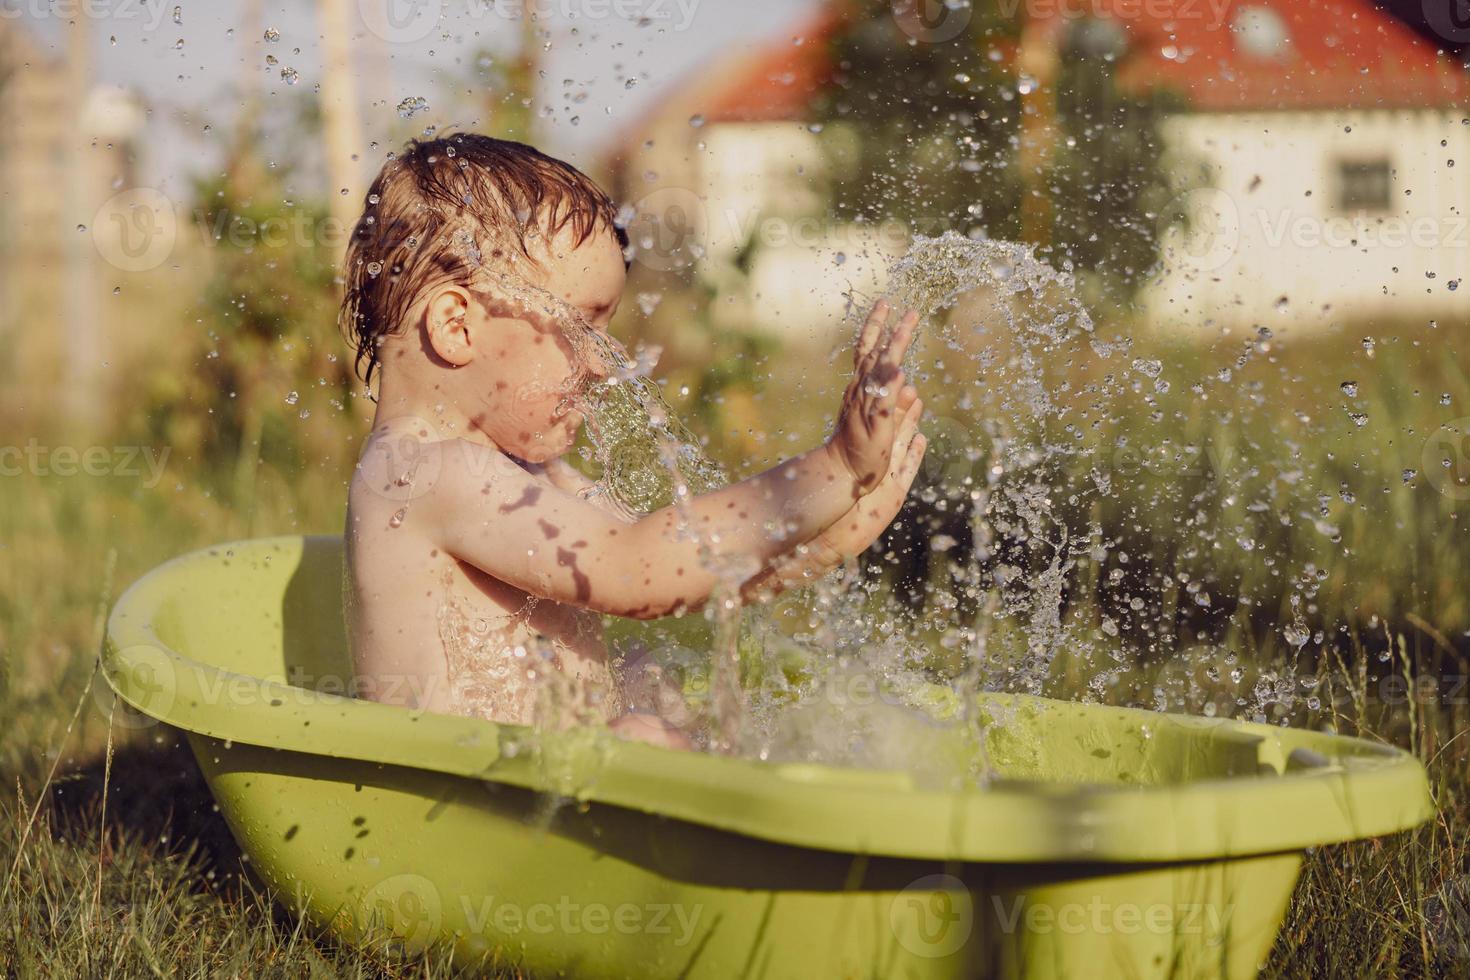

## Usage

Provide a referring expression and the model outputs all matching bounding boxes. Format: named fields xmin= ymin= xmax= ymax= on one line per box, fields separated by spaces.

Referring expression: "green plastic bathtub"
xmin=101 ymin=535 xmax=1433 ymax=978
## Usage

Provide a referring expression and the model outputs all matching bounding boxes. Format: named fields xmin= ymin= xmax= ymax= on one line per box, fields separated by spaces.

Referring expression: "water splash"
xmin=429 ymin=226 xmax=1330 ymax=780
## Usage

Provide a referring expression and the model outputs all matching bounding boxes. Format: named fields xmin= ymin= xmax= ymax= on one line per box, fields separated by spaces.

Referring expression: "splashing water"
xmin=432 ymin=226 xmax=1324 ymax=785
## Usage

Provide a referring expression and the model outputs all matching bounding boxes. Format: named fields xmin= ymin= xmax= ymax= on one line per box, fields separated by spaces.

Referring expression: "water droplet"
xmin=264 ymin=27 xmax=280 ymax=42
xmin=1340 ymin=380 xmax=1358 ymax=397
xmin=1130 ymin=358 xmax=1163 ymax=379
xmin=389 ymin=507 xmax=407 ymax=528
xmin=280 ymin=66 xmax=300 ymax=85
xmin=397 ymin=96 xmax=429 ymax=118
xmin=688 ymin=114 xmax=705 ymax=128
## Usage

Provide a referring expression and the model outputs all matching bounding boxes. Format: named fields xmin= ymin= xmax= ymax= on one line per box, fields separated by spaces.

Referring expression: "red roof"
xmin=1033 ymin=0 xmax=1470 ymax=110
xmin=698 ymin=7 xmax=842 ymax=122
xmin=671 ymin=0 xmax=1468 ymax=125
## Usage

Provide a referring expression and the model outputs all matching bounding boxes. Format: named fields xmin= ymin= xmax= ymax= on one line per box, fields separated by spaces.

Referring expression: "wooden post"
xmin=62 ymin=10 xmax=101 ymax=430
xmin=318 ymin=0 xmax=365 ymax=248
xmin=1017 ymin=16 xmax=1060 ymax=251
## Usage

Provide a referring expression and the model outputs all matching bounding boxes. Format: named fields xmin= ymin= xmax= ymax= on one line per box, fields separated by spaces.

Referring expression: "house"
xmin=605 ymin=1 xmax=1470 ymax=339
xmin=604 ymin=8 xmax=900 ymax=345
xmin=1065 ymin=0 xmax=1470 ymax=333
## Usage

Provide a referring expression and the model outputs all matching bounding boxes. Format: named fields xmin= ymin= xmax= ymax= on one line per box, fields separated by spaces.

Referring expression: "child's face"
xmin=460 ymin=225 xmax=627 ymax=463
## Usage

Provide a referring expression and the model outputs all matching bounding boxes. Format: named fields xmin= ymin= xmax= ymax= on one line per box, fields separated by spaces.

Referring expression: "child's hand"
xmin=740 ymin=400 xmax=926 ymax=604
xmin=823 ymin=395 xmax=927 ymax=557
xmin=828 ymin=299 xmax=921 ymax=494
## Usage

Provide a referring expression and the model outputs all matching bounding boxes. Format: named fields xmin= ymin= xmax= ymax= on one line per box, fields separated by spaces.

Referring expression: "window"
xmin=1232 ymin=6 xmax=1292 ymax=59
xmin=1336 ymin=158 xmax=1392 ymax=212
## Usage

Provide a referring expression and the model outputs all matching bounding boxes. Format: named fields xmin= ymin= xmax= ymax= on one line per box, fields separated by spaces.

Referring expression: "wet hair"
xmin=339 ymin=133 xmax=628 ymax=389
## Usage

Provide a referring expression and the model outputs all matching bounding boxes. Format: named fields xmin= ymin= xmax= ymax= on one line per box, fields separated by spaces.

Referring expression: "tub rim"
xmin=101 ymin=534 xmax=1436 ymax=864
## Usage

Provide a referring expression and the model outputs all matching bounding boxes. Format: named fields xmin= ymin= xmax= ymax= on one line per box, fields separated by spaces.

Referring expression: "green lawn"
xmin=4 ymin=316 xmax=1470 ymax=975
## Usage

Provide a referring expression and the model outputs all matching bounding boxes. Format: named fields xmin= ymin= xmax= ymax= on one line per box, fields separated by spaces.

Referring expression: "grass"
xmin=4 ymin=314 xmax=1470 ymax=976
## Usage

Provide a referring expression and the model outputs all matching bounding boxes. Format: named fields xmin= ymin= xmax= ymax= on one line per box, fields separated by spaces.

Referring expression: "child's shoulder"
xmin=351 ymin=416 xmax=542 ymax=513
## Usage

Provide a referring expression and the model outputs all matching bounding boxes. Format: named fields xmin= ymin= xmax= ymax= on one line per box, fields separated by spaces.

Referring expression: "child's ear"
xmin=424 ymin=285 xmax=474 ymax=368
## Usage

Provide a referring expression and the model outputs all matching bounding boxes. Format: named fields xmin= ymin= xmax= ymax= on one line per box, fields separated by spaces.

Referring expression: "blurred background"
xmin=6 ymin=0 xmax=1470 ymax=973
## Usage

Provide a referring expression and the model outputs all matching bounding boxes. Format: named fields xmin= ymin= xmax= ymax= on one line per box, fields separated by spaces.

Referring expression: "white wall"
xmin=1141 ymin=109 xmax=1470 ymax=335
xmin=691 ymin=122 xmax=907 ymax=343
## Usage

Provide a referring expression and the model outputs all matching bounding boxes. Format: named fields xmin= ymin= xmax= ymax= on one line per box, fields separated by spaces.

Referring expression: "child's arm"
xmin=527 ymin=399 xmax=923 ymax=607
xmin=739 ymin=396 xmax=926 ymax=604
xmin=528 ymin=456 xmax=638 ymax=523
xmin=422 ymin=302 xmax=920 ymax=619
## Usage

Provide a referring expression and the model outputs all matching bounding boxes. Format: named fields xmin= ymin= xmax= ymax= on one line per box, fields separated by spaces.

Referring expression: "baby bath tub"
xmin=102 ymin=535 xmax=1432 ymax=979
